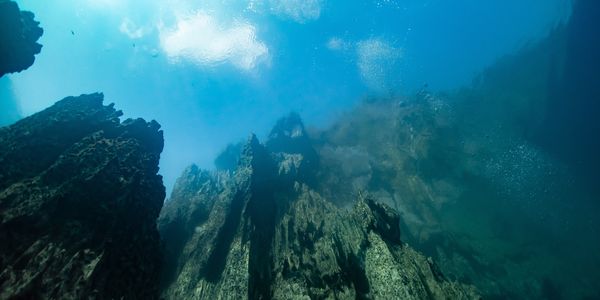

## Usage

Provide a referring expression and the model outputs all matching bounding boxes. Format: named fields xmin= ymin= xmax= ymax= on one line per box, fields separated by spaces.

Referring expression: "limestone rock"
xmin=159 ymin=116 xmax=477 ymax=299
xmin=0 ymin=93 xmax=165 ymax=299
xmin=266 ymin=112 xmax=319 ymax=185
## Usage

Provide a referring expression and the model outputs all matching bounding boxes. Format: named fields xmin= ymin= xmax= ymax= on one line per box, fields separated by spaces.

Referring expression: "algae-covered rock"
xmin=159 ymin=114 xmax=477 ymax=299
xmin=0 ymin=93 xmax=165 ymax=299
xmin=0 ymin=0 xmax=43 ymax=77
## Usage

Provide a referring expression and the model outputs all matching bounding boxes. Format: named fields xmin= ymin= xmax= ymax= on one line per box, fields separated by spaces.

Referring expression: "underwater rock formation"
xmin=0 ymin=0 xmax=43 ymax=77
xmin=0 ymin=93 xmax=165 ymax=299
xmin=159 ymin=114 xmax=477 ymax=299
xmin=537 ymin=0 xmax=600 ymax=191
xmin=307 ymin=11 xmax=600 ymax=296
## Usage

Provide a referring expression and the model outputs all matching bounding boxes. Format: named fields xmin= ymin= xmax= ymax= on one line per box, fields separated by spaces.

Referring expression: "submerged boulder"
xmin=0 ymin=93 xmax=165 ymax=299
xmin=159 ymin=115 xmax=477 ymax=299
xmin=0 ymin=0 xmax=43 ymax=77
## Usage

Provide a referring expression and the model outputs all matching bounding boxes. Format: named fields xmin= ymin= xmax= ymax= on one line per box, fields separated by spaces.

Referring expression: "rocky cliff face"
xmin=0 ymin=0 xmax=43 ymax=77
xmin=159 ymin=114 xmax=477 ymax=299
xmin=0 ymin=93 xmax=165 ymax=299
xmin=306 ymin=14 xmax=600 ymax=297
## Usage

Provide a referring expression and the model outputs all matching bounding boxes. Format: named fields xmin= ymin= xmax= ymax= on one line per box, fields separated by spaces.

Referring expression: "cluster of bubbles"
xmin=481 ymin=134 xmax=576 ymax=227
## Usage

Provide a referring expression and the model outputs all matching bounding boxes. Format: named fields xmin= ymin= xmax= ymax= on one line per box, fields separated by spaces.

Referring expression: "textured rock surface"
xmin=0 ymin=0 xmax=43 ymax=77
xmin=159 ymin=114 xmax=477 ymax=299
xmin=306 ymin=10 xmax=600 ymax=296
xmin=0 ymin=93 xmax=165 ymax=299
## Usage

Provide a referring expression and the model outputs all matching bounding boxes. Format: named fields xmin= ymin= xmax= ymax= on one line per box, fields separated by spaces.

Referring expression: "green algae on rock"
xmin=159 ymin=114 xmax=478 ymax=299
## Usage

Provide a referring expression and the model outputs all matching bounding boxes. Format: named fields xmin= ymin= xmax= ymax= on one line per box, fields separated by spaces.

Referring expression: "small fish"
xmin=71 ymin=30 xmax=74 ymax=35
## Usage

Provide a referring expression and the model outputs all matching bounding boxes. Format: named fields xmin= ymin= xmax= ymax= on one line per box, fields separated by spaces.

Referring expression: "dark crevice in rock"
xmin=363 ymin=197 xmax=401 ymax=244
xmin=332 ymin=236 xmax=371 ymax=299
xmin=203 ymin=181 xmax=247 ymax=282
xmin=159 ymin=218 xmax=189 ymax=288
xmin=244 ymin=136 xmax=281 ymax=299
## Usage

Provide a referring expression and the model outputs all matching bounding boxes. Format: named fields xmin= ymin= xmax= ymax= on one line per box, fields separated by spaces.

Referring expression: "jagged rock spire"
xmin=159 ymin=113 xmax=478 ymax=299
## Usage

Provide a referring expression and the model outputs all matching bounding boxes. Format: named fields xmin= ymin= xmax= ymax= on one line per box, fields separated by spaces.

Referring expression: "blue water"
xmin=3 ymin=0 xmax=571 ymax=192
xmin=2 ymin=1 xmax=600 ymax=297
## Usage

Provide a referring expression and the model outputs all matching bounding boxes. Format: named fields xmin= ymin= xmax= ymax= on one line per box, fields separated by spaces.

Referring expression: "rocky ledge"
xmin=0 ymin=0 xmax=43 ymax=77
xmin=159 ymin=114 xmax=478 ymax=299
xmin=0 ymin=93 xmax=165 ymax=299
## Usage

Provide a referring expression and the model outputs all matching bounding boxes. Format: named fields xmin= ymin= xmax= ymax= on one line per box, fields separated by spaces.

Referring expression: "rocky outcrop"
xmin=0 ymin=0 xmax=43 ymax=77
xmin=159 ymin=114 xmax=477 ymax=299
xmin=309 ymin=18 xmax=600 ymax=296
xmin=267 ymin=112 xmax=320 ymax=186
xmin=0 ymin=93 xmax=165 ymax=299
